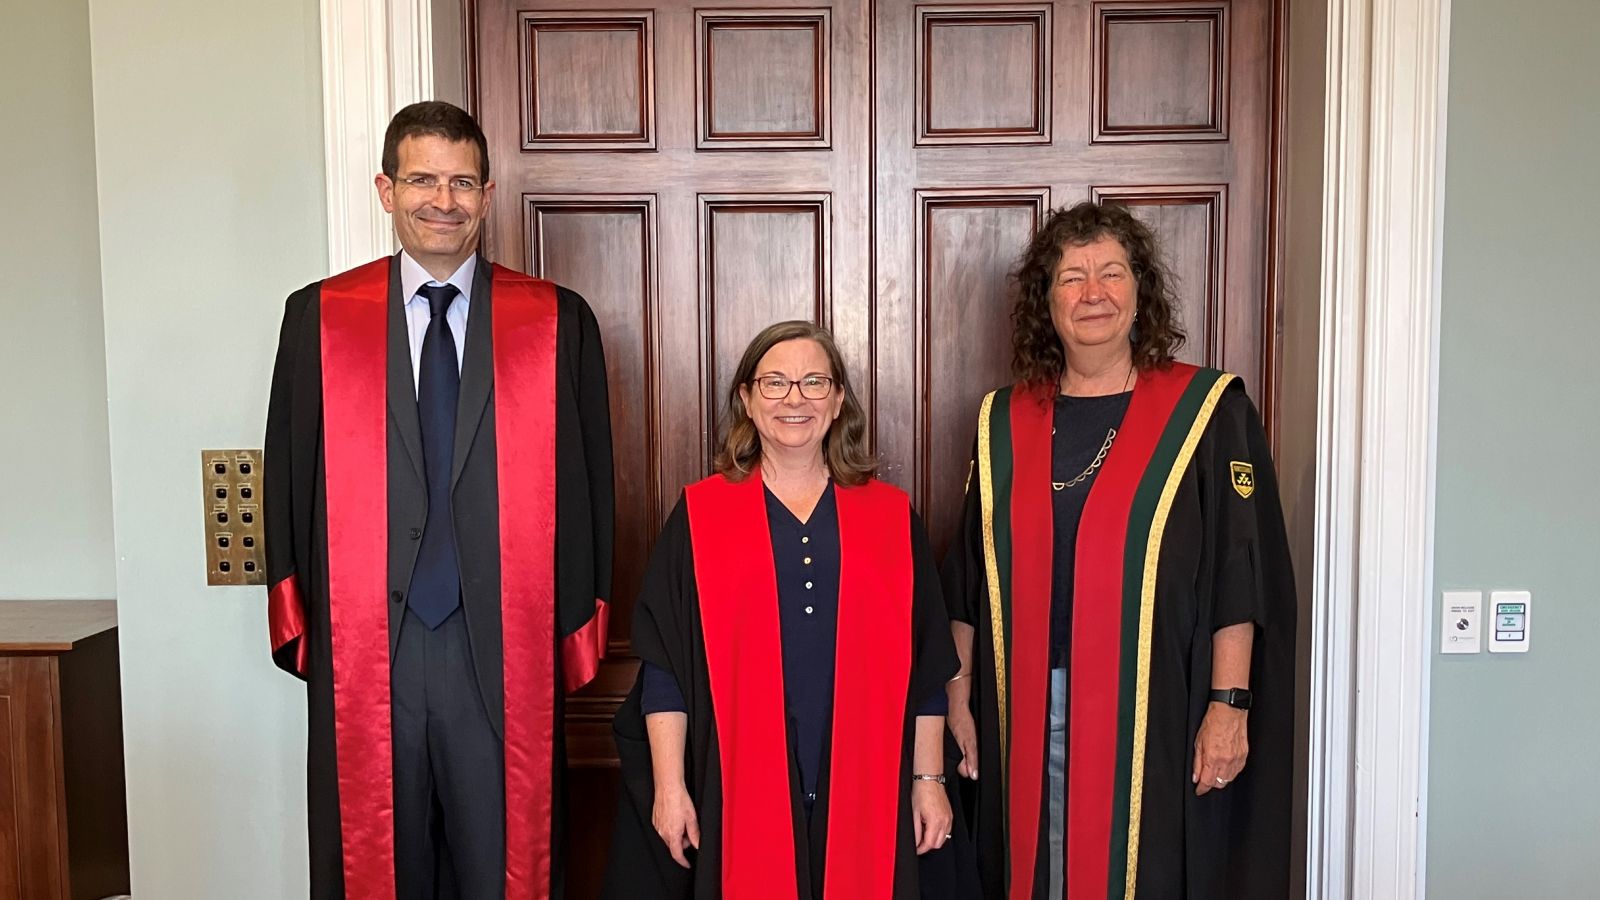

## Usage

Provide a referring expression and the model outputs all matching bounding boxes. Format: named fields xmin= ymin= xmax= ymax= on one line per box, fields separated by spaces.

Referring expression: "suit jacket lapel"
xmin=452 ymin=256 xmax=494 ymax=491
xmin=386 ymin=253 xmax=426 ymax=489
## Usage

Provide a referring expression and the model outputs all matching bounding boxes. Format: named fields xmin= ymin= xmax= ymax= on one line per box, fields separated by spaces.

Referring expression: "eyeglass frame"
xmin=394 ymin=174 xmax=487 ymax=197
xmin=750 ymin=373 xmax=836 ymax=401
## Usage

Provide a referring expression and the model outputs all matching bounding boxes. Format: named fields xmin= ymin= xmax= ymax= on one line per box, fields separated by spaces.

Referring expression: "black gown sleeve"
xmin=263 ymin=284 xmax=315 ymax=679
xmin=1205 ymin=385 xmax=1284 ymax=631
xmin=554 ymin=286 xmax=615 ymax=688
xmin=910 ymin=513 xmax=983 ymax=899
xmin=940 ymin=437 xmax=985 ymax=626
xmin=603 ymin=496 xmax=698 ymax=900
xmin=570 ymin=289 xmax=615 ymax=607
xmin=910 ymin=510 xmax=959 ymax=714
xmin=1197 ymin=382 xmax=1298 ymax=899
xmin=630 ymin=496 xmax=693 ymax=672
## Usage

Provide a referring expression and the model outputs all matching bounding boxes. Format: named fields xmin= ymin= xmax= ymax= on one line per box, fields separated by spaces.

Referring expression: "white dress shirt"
xmin=399 ymin=251 xmax=476 ymax=397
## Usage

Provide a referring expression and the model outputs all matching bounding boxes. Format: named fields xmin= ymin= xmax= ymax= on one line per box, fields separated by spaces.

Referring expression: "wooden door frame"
xmin=314 ymin=0 xmax=1452 ymax=895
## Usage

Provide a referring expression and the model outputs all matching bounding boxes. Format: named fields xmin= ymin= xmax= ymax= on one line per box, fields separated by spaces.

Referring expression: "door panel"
xmin=700 ymin=193 xmax=833 ymax=422
xmin=526 ymin=194 xmax=659 ymax=640
xmin=1091 ymin=185 xmax=1228 ymax=366
xmin=915 ymin=188 xmax=1051 ymax=557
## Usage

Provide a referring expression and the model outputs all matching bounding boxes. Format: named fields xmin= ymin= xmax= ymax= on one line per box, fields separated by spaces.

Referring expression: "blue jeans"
xmin=1048 ymin=667 xmax=1067 ymax=900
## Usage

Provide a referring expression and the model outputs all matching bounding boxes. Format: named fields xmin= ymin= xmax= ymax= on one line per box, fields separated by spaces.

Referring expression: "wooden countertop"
xmin=0 ymin=600 xmax=118 ymax=654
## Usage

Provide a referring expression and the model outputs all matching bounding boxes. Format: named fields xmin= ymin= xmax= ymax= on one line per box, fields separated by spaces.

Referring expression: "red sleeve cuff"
xmin=560 ymin=598 xmax=609 ymax=692
xmin=268 ymin=574 xmax=309 ymax=678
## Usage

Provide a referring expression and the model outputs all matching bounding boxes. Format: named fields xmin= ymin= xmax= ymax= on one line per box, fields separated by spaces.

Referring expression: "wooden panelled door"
xmin=470 ymin=0 xmax=1278 ymax=893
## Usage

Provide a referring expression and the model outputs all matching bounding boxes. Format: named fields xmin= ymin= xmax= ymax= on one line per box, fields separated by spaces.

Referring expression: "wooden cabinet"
xmin=0 ymin=601 xmax=129 ymax=900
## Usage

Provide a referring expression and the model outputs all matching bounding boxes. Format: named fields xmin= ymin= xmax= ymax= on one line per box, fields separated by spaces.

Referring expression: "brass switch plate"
xmin=203 ymin=449 xmax=266 ymax=585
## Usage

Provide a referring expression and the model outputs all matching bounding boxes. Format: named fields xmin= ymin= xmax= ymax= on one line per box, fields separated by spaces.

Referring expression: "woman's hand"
xmin=948 ymin=706 xmax=980 ymax=780
xmin=1192 ymin=704 xmax=1249 ymax=796
xmin=946 ymin=622 xmax=979 ymax=781
xmin=652 ymin=784 xmax=700 ymax=868
xmin=911 ymin=781 xmax=954 ymax=855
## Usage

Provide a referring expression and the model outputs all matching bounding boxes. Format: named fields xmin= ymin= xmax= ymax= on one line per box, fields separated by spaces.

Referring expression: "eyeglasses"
xmin=752 ymin=374 xmax=835 ymax=400
xmin=396 ymin=175 xmax=485 ymax=196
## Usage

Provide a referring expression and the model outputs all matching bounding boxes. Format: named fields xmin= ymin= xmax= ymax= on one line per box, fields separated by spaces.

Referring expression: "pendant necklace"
xmin=1053 ymin=363 xmax=1135 ymax=491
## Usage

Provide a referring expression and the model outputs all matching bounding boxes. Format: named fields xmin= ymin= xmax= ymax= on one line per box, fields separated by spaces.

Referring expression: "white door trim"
xmin=319 ymin=0 xmax=434 ymax=272
xmin=322 ymin=1 xmax=1453 ymax=896
xmin=1307 ymin=0 xmax=1450 ymax=897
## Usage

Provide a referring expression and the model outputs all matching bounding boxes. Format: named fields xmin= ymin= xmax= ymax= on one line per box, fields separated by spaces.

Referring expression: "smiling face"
xmin=1047 ymin=235 xmax=1139 ymax=357
xmin=375 ymin=134 xmax=494 ymax=277
xmin=737 ymin=338 xmax=845 ymax=464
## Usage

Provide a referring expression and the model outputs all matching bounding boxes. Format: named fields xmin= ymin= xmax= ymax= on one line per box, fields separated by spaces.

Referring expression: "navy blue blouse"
xmin=1050 ymin=391 xmax=1134 ymax=668
xmin=642 ymin=483 xmax=946 ymax=798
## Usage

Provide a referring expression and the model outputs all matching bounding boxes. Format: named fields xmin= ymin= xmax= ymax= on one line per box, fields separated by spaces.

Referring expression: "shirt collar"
xmin=763 ymin=480 xmax=837 ymax=529
xmin=399 ymin=251 xmax=477 ymax=311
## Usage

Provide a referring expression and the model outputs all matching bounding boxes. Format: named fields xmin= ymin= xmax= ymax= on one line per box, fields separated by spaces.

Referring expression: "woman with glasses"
xmin=603 ymin=320 xmax=972 ymax=899
xmin=942 ymin=202 xmax=1297 ymax=899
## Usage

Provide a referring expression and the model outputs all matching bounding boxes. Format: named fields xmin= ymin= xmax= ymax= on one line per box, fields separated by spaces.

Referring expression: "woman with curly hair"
xmin=941 ymin=202 xmax=1296 ymax=899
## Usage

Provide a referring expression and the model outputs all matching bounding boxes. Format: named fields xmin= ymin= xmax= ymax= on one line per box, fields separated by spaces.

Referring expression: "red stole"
xmin=1000 ymin=364 xmax=1216 ymax=899
xmin=685 ymin=472 xmax=912 ymax=899
xmin=317 ymin=257 xmax=561 ymax=900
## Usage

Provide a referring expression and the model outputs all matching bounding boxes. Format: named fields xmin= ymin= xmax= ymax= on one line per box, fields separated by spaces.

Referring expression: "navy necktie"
xmin=407 ymin=283 xmax=463 ymax=629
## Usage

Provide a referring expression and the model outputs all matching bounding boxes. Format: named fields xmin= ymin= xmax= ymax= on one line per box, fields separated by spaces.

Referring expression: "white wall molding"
xmin=320 ymin=0 xmax=434 ymax=272
xmin=1308 ymin=0 xmax=1450 ymax=897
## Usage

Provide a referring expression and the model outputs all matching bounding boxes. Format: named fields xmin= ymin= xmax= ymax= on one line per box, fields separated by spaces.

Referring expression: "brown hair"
xmin=1011 ymin=201 xmax=1186 ymax=388
xmin=712 ymin=321 xmax=875 ymax=486
xmin=382 ymin=101 xmax=491 ymax=182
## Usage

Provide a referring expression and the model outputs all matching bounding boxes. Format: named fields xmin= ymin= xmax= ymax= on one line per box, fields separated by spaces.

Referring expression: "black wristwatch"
xmin=1210 ymin=688 xmax=1253 ymax=710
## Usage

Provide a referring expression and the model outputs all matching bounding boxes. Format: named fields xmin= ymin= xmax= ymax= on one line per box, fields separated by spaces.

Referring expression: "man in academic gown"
xmin=263 ymin=100 xmax=614 ymax=900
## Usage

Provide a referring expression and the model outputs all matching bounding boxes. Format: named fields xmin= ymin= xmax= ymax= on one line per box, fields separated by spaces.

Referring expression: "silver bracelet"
xmin=911 ymin=773 xmax=947 ymax=784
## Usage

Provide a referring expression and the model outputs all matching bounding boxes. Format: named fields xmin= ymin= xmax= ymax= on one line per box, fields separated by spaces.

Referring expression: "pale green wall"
xmin=87 ymin=0 xmax=327 ymax=894
xmin=0 ymin=0 xmax=116 ymax=599
xmin=1426 ymin=1 xmax=1600 ymax=896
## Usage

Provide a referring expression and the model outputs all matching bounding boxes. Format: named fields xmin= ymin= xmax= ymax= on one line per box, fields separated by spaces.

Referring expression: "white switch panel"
xmin=1440 ymin=590 xmax=1482 ymax=654
xmin=1488 ymin=590 xmax=1531 ymax=653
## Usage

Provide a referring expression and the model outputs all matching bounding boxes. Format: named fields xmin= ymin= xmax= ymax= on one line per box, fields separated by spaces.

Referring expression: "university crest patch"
xmin=1230 ymin=461 xmax=1255 ymax=499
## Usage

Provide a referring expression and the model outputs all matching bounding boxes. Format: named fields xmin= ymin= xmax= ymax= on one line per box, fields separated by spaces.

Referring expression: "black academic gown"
xmin=602 ymin=490 xmax=972 ymax=900
xmin=262 ymin=253 xmax=614 ymax=898
xmin=943 ymin=380 xmax=1297 ymax=900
